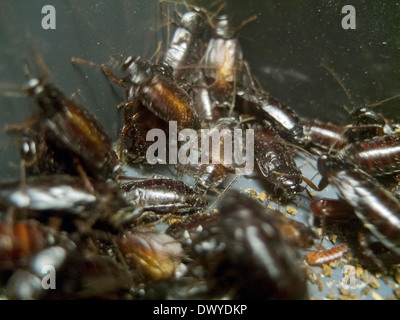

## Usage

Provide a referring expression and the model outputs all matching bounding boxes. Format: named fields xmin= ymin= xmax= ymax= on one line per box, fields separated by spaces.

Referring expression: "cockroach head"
xmin=25 ymin=77 xmax=44 ymax=96
xmin=181 ymin=10 xmax=206 ymax=35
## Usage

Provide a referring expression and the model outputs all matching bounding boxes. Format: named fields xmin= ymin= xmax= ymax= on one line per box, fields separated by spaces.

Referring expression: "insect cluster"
xmin=1 ymin=1 xmax=400 ymax=300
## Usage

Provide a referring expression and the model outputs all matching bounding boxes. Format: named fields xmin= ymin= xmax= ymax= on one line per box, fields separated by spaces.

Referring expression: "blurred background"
xmin=0 ymin=0 xmax=399 ymax=180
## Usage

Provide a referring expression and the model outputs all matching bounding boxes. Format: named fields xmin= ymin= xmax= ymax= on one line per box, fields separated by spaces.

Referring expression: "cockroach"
xmin=270 ymin=210 xmax=316 ymax=249
xmin=352 ymin=107 xmax=386 ymax=127
xmin=13 ymin=128 xmax=67 ymax=176
xmin=317 ymin=154 xmax=400 ymax=255
xmin=254 ymin=125 xmax=305 ymax=201
xmin=162 ymin=7 xmax=206 ymax=84
xmin=193 ymin=191 xmax=308 ymax=299
xmin=160 ymin=5 xmax=213 ymax=121
xmin=309 ymin=62 xmax=394 ymax=152
xmin=348 ymin=107 xmax=386 ymax=141
xmin=237 ymin=90 xmax=305 ymax=145
xmin=118 ymin=106 xmax=168 ymax=164
xmin=0 ymin=175 xmax=130 ymax=224
xmin=5 ymin=245 xmax=70 ymax=299
xmin=203 ymin=14 xmax=256 ymax=109
xmin=204 ymin=14 xmax=243 ymax=99
xmin=4 ymin=242 xmax=89 ymax=300
xmin=22 ymin=74 xmax=119 ymax=182
xmin=193 ymin=117 xmax=238 ymax=193
xmin=1 ymin=223 xmax=131 ymax=299
xmin=117 ymin=228 xmax=183 ymax=281
xmin=100 ymin=56 xmax=200 ymax=130
xmin=189 ymin=68 xmax=214 ymax=122
xmin=302 ymin=119 xmax=349 ymax=153
xmin=337 ymin=134 xmax=400 ymax=177
xmin=0 ymin=220 xmax=52 ymax=270
xmin=166 ymin=210 xmax=218 ymax=245
xmin=302 ymin=116 xmax=387 ymax=156
xmin=73 ymin=254 xmax=133 ymax=300
xmin=310 ymin=198 xmax=356 ymax=221
xmin=120 ymin=178 xmax=206 ymax=216
xmin=5 ymin=245 xmax=132 ymax=300
xmin=305 ymin=243 xmax=348 ymax=266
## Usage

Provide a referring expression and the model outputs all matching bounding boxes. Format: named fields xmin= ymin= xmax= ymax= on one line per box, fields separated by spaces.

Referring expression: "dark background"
xmin=0 ymin=0 xmax=399 ymax=180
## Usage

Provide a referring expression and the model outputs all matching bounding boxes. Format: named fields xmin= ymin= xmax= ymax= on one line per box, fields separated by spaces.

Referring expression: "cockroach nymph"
xmin=305 ymin=243 xmax=349 ymax=266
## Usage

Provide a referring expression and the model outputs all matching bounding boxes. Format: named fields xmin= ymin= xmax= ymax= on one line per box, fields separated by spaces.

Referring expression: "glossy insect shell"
xmin=123 ymin=58 xmax=199 ymax=130
xmin=0 ymin=221 xmax=49 ymax=267
xmin=163 ymin=10 xmax=206 ymax=82
xmin=305 ymin=244 xmax=348 ymax=266
xmin=254 ymin=127 xmax=304 ymax=200
xmin=338 ymin=135 xmax=400 ymax=176
xmin=302 ymin=119 xmax=349 ymax=152
xmin=29 ymin=80 xmax=119 ymax=181
xmin=310 ymin=198 xmax=356 ymax=221
xmin=194 ymin=191 xmax=308 ymax=299
xmin=237 ymin=91 xmax=305 ymax=145
xmin=121 ymin=178 xmax=206 ymax=214
xmin=318 ymin=154 xmax=400 ymax=255
xmin=0 ymin=175 xmax=129 ymax=220
xmin=139 ymin=73 xmax=198 ymax=129
xmin=118 ymin=228 xmax=183 ymax=281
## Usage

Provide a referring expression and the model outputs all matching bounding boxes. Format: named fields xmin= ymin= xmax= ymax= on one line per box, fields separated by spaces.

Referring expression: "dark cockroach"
xmin=13 ymin=128 xmax=67 ymax=176
xmin=120 ymin=178 xmax=206 ymax=216
xmin=337 ymin=134 xmax=400 ymax=177
xmin=73 ymin=254 xmax=134 ymax=300
xmin=270 ymin=210 xmax=316 ymax=249
xmin=192 ymin=191 xmax=308 ymax=299
xmin=305 ymin=243 xmax=348 ymax=266
xmin=5 ymin=245 xmax=74 ymax=299
xmin=118 ymin=106 xmax=168 ymax=164
xmin=5 ymin=244 xmax=132 ymax=300
xmin=310 ymin=198 xmax=356 ymax=221
xmin=317 ymin=154 xmax=400 ymax=255
xmin=168 ymin=205 xmax=315 ymax=249
xmin=193 ymin=117 xmax=237 ymax=193
xmin=117 ymin=227 xmax=183 ymax=281
xmin=236 ymin=90 xmax=305 ymax=145
xmin=307 ymin=63 xmax=394 ymax=152
xmin=352 ymin=107 xmax=386 ymax=127
xmin=302 ymin=115 xmax=386 ymax=155
xmin=1 ymin=223 xmax=131 ymax=299
xmin=302 ymin=119 xmax=349 ymax=153
xmin=0 ymin=220 xmax=52 ymax=270
xmin=194 ymin=163 xmax=234 ymax=194
xmin=100 ymin=56 xmax=200 ymax=130
xmin=166 ymin=210 xmax=218 ymax=244
xmin=254 ymin=125 xmax=305 ymax=201
xmin=348 ymin=107 xmax=386 ymax=141
xmin=22 ymin=75 xmax=119 ymax=182
xmin=3 ymin=241 xmax=101 ymax=300
xmin=0 ymin=175 xmax=130 ymax=224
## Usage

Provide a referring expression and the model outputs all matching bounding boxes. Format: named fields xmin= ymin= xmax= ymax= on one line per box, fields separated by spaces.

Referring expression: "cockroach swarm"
xmin=0 ymin=1 xmax=399 ymax=301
